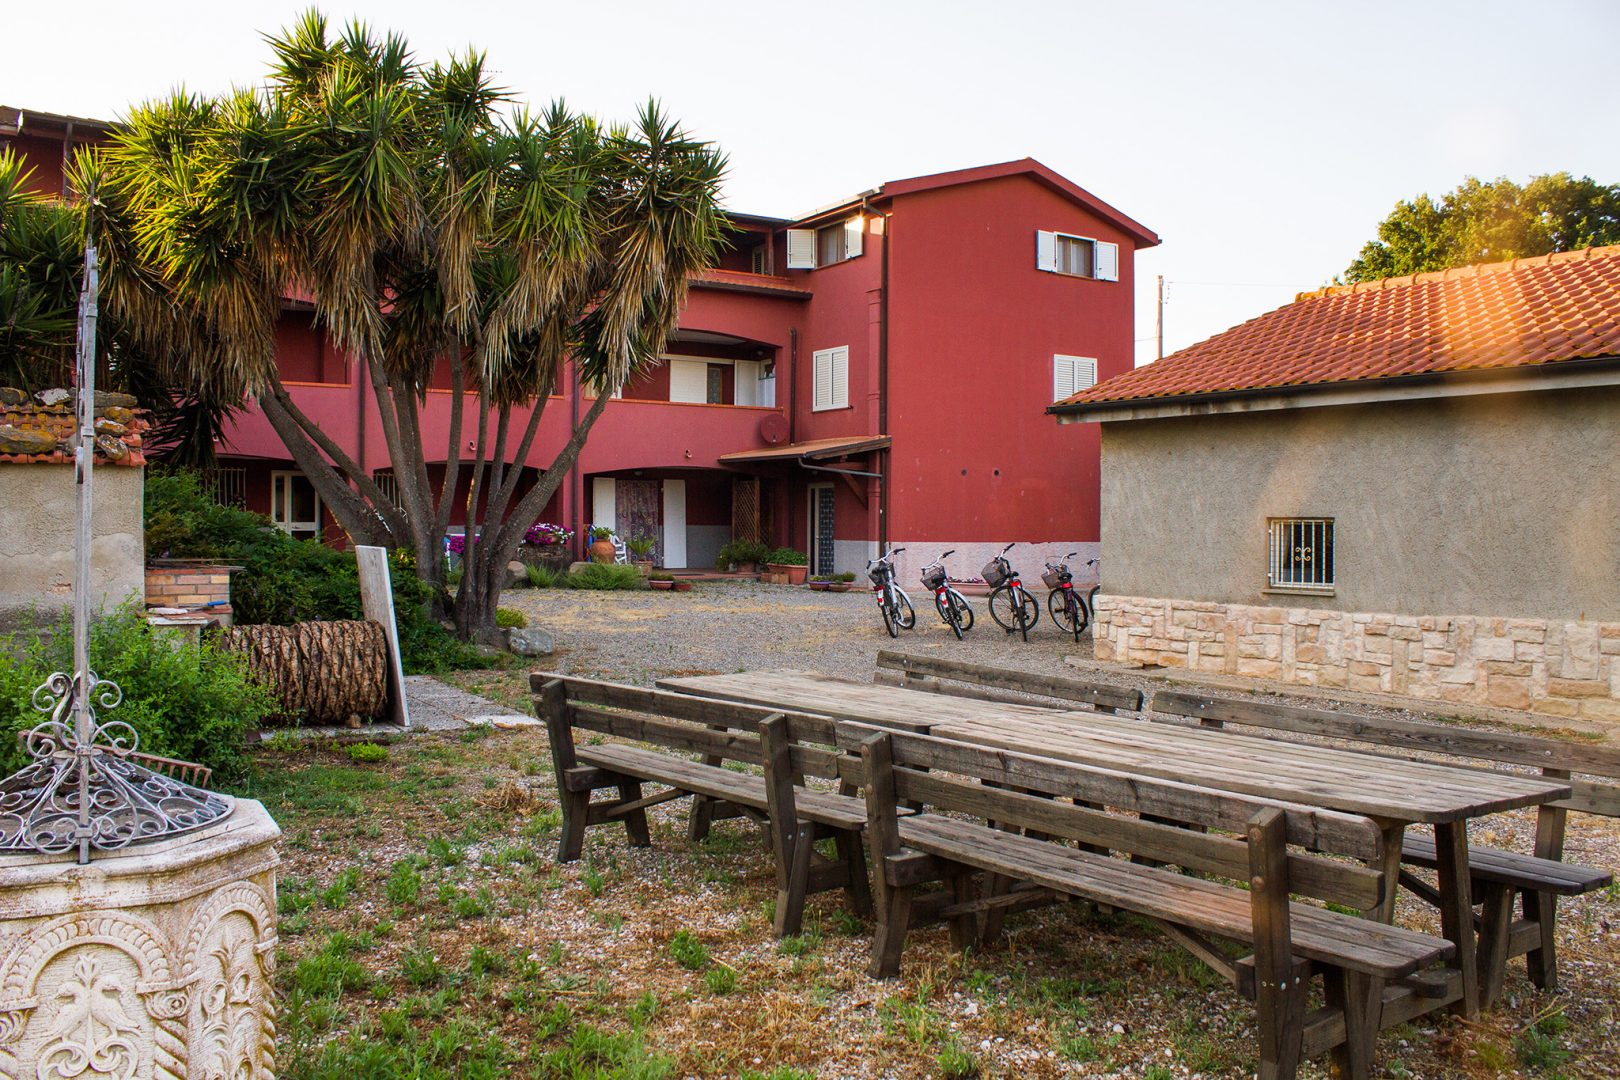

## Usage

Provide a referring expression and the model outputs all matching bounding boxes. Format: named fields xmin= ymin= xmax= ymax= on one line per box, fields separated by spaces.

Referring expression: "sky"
xmin=7 ymin=0 xmax=1618 ymax=364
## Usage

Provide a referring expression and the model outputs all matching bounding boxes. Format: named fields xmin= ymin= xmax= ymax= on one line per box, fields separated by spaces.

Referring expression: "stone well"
xmin=0 ymin=800 xmax=280 ymax=1079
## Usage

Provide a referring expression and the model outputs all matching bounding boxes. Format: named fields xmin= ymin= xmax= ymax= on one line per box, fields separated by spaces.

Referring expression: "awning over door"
xmin=717 ymin=434 xmax=890 ymax=465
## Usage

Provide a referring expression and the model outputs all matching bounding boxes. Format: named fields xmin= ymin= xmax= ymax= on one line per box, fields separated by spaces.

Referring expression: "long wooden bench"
xmin=874 ymin=650 xmax=1144 ymax=713
xmin=533 ymin=674 xmax=871 ymax=936
xmin=848 ymin=724 xmax=1456 ymax=1080
xmin=1150 ymin=689 xmax=1616 ymax=1005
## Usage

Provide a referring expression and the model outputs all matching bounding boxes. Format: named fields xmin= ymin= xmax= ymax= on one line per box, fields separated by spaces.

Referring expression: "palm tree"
xmin=87 ymin=10 xmax=727 ymax=636
xmin=0 ymin=151 xmax=79 ymax=390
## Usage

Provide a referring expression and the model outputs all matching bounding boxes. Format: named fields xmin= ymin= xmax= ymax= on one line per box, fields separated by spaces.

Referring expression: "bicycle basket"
xmin=867 ymin=564 xmax=890 ymax=587
xmin=921 ymin=566 xmax=947 ymax=591
xmin=981 ymin=559 xmax=1009 ymax=588
xmin=1041 ymin=568 xmax=1068 ymax=590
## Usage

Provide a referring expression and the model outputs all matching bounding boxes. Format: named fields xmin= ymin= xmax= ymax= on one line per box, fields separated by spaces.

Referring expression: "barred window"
xmin=372 ymin=468 xmax=403 ymax=510
xmin=1268 ymin=518 xmax=1334 ymax=592
xmin=209 ymin=467 xmax=246 ymax=509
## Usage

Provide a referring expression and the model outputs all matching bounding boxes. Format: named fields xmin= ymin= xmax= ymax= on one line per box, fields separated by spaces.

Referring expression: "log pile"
xmin=220 ymin=620 xmax=389 ymax=725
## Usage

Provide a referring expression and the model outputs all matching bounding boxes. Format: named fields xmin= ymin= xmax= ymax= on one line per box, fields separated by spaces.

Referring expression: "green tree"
xmin=81 ymin=10 xmax=726 ymax=638
xmin=1344 ymin=173 xmax=1620 ymax=282
xmin=0 ymin=151 xmax=80 ymax=390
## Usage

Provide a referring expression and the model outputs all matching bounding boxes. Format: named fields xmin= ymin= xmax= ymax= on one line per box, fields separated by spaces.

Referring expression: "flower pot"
xmin=949 ymin=580 xmax=993 ymax=597
xmin=589 ymin=539 xmax=616 ymax=564
xmin=734 ymin=561 xmax=759 ymax=574
xmin=827 ymin=582 xmax=852 ymax=592
xmin=633 ymin=560 xmax=653 ymax=575
xmin=672 ymin=580 xmax=693 ymax=592
xmin=767 ymin=562 xmax=808 ymax=585
xmin=650 ymin=579 xmax=674 ymax=590
xmin=808 ymin=581 xmax=830 ymax=591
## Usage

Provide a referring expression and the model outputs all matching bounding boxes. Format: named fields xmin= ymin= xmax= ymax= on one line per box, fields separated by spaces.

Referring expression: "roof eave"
xmin=1049 ymin=355 xmax=1620 ymax=423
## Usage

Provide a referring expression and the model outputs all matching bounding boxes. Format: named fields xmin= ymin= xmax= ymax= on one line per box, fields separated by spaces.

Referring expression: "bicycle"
xmin=1043 ymin=553 xmax=1099 ymax=642
xmin=867 ymin=547 xmax=916 ymax=638
xmin=983 ymin=543 xmax=1040 ymax=641
xmin=921 ymin=551 xmax=975 ymax=640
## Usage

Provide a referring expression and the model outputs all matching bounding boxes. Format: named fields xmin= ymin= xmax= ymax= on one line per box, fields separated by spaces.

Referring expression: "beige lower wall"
xmin=1097 ymin=594 xmax=1620 ymax=720
xmin=0 ymin=463 xmax=144 ymax=627
xmin=1099 ymin=385 xmax=1620 ymax=622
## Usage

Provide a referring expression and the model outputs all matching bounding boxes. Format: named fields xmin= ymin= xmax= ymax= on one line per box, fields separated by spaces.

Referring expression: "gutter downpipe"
xmin=867 ymin=199 xmax=893 ymax=556
xmin=569 ymin=363 xmax=581 ymax=561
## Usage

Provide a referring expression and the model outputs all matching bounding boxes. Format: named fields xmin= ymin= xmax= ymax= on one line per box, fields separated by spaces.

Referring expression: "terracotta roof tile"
xmin=1057 ymin=245 xmax=1620 ymax=408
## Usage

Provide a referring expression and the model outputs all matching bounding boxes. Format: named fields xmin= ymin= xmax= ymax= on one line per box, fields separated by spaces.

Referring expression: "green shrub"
xmin=715 ymin=539 xmax=770 ymax=571
xmin=563 ymin=564 xmax=645 ymax=591
xmin=648 ymin=571 xmax=674 ymax=582
xmin=667 ymin=930 xmax=709 ymax=971
xmin=346 ymin=741 xmax=388 ymax=764
xmin=495 ymin=607 xmax=527 ymax=629
xmin=144 ymin=471 xmax=492 ymax=675
xmin=524 ymin=564 xmax=561 ymax=588
xmin=0 ymin=604 xmax=273 ymax=778
xmin=764 ymin=547 xmax=807 ymax=566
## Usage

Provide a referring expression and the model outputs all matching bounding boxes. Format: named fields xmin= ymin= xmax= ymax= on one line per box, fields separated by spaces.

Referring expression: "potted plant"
xmin=649 ymin=571 xmax=675 ymax=591
xmin=520 ymin=521 xmax=574 ymax=571
xmin=949 ymin=576 xmax=992 ymax=597
xmin=765 ymin=546 xmax=809 ymax=585
xmin=587 ymin=525 xmax=616 ymax=564
xmin=715 ymin=539 xmax=769 ymax=574
xmin=808 ymin=571 xmax=855 ymax=592
xmin=626 ymin=534 xmax=656 ymax=574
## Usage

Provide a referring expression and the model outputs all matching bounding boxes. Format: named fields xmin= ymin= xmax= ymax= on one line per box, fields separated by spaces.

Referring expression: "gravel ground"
xmin=427 ymin=579 xmax=1620 ymax=1077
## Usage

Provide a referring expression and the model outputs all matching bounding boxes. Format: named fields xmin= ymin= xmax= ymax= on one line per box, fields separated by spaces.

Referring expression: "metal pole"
xmin=1156 ymin=275 xmax=1164 ymax=361
xmin=73 ymin=242 xmax=98 ymax=865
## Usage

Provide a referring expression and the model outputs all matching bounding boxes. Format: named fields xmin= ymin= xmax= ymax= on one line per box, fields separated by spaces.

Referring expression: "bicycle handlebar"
xmin=940 ymin=549 xmax=955 ymax=559
xmin=1001 ymin=542 xmax=1016 ymax=554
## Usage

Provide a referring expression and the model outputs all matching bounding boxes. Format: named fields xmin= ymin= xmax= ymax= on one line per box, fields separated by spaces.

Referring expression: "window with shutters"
xmin=1267 ymin=518 xmax=1335 ymax=593
xmin=1036 ymin=230 xmax=1119 ymax=282
xmin=750 ymin=244 xmax=768 ymax=274
xmin=1052 ymin=355 xmax=1098 ymax=403
xmin=812 ymin=346 xmax=849 ymax=411
xmin=787 ymin=218 xmax=863 ymax=269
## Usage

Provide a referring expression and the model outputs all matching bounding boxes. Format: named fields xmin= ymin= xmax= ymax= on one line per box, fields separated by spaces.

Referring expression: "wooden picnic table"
xmin=660 ymin=669 xmax=1573 ymax=1016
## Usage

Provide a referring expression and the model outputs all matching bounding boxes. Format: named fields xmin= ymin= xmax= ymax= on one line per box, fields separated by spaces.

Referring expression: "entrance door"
xmin=808 ymin=483 xmax=836 ymax=577
xmin=270 ymin=471 xmax=322 ymax=540
xmin=618 ymin=479 xmax=661 ymax=562
xmin=661 ymin=480 xmax=687 ymax=569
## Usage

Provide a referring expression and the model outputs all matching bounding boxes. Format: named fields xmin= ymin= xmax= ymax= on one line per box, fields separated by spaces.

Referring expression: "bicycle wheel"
xmin=989 ymin=586 xmax=1036 ymax=635
xmin=934 ymin=592 xmax=962 ymax=639
xmin=1049 ymin=588 xmax=1081 ymax=637
xmin=948 ymin=590 xmax=975 ymax=633
xmin=880 ymin=588 xmax=898 ymax=638
xmin=892 ymin=590 xmax=917 ymax=631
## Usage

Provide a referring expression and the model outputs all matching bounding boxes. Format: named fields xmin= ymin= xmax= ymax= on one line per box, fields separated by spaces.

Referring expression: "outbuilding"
xmin=1050 ymin=245 xmax=1620 ymax=720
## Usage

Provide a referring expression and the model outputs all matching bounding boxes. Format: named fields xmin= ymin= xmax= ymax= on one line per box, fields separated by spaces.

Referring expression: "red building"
xmin=5 ymin=105 xmax=1158 ymax=579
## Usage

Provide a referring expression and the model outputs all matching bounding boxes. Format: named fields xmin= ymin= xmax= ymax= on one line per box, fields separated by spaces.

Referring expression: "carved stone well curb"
xmin=0 ymin=799 xmax=280 ymax=1078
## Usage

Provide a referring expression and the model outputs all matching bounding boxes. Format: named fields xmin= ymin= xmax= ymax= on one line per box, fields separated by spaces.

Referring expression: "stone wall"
xmin=1097 ymin=594 xmax=1620 ymax=722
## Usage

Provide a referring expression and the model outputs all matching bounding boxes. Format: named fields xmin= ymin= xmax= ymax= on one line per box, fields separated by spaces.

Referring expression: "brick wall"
xmin=144 ymin=564 xmax=236 ymax=626
xmin=1096 ymin=595 xmax=1620 ymax=723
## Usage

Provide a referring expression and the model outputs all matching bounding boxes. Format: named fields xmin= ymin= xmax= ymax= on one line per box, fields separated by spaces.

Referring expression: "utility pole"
xmin=1156 ymin=275 xmax=1165 ymax=361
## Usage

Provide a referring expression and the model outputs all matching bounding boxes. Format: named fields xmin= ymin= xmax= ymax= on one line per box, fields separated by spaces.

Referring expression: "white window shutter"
xmin=1035 ymin=230 xmax=1058 ymax=272
xmin=832 ymin=347 xmax=849 ymax=407
xmin=813 ymin=350 xmax=832 ymax=410
xmin=1053 ymin=355 xmax=1098 ymax=401
xmin=844 ymin=217 xmax=864 ymax=258
xmin=786 ymin=229 xmax=817 ymax=269
xmin=1095 ymin=241 xmax=1120 ymax=282
xmin=1053 ymin=356 xmax=1076 ymax=402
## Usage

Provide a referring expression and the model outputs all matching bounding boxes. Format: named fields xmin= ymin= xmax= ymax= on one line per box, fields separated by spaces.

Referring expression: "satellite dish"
xmin=758 ymin=412 xmax=789 ymax=445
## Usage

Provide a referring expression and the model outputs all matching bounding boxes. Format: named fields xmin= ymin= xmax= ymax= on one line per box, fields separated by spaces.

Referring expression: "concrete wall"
xmin=1100 ymin=385 xmax=1620 ymax=622
xmin=0 ymin=464 xmax=145 ymax=628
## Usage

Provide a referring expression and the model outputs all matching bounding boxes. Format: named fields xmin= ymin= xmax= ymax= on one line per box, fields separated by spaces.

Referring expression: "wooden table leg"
xmin=1433 ymin=821 xmax=1479 ymax=1018
xmin=1526 ymin=791 xmax=1569 ymax=990
xmin=1364 ymin=821 xmax=1406 ymax=923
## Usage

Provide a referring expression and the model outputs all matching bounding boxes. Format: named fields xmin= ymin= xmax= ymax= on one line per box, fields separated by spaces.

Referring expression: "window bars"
xmin=1268 ymin=517 xmax=1335 ymax=591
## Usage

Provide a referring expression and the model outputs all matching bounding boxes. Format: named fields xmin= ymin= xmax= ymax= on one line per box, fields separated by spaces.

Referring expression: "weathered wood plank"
xmin=875 ymin=650 xmax=1143 ymax=712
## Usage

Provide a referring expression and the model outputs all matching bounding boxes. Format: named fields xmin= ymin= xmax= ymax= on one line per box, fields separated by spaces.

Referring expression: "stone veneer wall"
xmin=1096 ymin=595 xmax=1620 ymax=722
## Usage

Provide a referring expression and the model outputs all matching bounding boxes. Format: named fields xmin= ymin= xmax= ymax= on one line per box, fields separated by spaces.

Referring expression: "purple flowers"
xmin=524 ymin=522 xmax=574 ymax=546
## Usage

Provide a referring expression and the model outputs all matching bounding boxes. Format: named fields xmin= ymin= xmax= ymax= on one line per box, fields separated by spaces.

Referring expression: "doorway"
xmin=617 ymin=480 xmax=661 ymax=563
xmin=808 ymin=483 xmax=836 ymax=576
xmin=270 ymin=471 xmax=322 ymax=540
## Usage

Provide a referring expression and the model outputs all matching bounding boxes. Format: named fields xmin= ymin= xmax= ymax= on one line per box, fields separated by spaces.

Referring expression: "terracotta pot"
xmin=827 ymin=582 xmax=852 ymax=592
xmin=808 ymin=581 xmax=830 ymax=591
xmin=734 ymin=561 xmax=759 ymax=574
xmin=633 ymin=560 xmax=653 ymax=575
xmin=650 ymin=579 xmax=674 ymax=590
xmin=767 ymin=562 xmax=809 ymax=585
xmin=672 ymin=580 xmax=693 ymax=592
xmin=589 ymin=539 xmax=616 ymax=564
xmin=949 ymin=581 xmax=993 ymax=597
